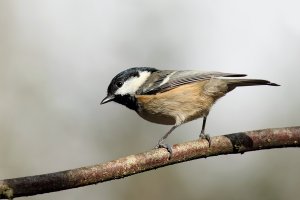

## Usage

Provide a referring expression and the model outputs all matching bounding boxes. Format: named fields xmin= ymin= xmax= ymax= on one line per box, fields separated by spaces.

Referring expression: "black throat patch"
xmin=113 ymin=94 xmax=139 ymax=111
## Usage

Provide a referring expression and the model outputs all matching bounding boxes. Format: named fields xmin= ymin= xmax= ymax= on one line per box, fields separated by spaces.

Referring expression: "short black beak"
xmin=100 ymin=95 xmax=115 ymax=105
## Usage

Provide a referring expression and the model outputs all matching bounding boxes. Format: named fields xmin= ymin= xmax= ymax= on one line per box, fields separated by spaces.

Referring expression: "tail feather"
xmin=227 ymin=79 xmax=280 ymax=91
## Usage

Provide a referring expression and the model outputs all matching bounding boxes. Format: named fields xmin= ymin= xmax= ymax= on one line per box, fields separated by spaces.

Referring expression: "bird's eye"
xmin=116 ymin=81 xmax=123 ymax=88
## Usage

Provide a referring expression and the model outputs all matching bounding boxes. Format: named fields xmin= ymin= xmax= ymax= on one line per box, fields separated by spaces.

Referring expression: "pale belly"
xmin=137 ymin=110 xmax=176 ymax=125
xmin=135 ymin=82 xmax=216 ymax=125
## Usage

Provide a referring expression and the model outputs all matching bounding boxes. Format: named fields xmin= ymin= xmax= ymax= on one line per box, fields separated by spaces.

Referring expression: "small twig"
xmin=0 ymin=126 xmax=299 ymax=199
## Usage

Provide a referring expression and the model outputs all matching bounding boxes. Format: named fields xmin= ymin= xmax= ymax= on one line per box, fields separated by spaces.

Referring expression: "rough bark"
xmin=0 ymin=126 xmax=299 ymax=199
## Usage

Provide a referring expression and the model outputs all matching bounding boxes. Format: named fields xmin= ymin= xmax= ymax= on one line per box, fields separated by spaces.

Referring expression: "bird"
xmin=101 ymin=67 xmax=279 ymax=155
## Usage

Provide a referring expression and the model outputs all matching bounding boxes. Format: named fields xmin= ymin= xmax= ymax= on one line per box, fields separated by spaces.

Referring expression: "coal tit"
xmin=101 ymin=67 xmax=279 ymax=154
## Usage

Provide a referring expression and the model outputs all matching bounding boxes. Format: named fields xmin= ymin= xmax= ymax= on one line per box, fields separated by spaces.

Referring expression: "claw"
xmin=199 ymin=133 xmax=211 ymax=147
xmin=155 ymin=143 xmax=173 ymax=157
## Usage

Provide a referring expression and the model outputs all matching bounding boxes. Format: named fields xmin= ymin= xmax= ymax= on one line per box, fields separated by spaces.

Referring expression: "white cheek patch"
xmin=115 ymin=71 xmax=151 ymax=95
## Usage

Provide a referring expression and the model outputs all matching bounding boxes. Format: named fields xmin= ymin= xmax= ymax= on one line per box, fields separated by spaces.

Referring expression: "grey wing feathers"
xmin=139 ymin=70 xmax=247 ymax=94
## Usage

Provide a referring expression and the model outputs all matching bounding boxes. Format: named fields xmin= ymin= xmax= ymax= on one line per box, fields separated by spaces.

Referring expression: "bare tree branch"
xmin=0 ymin=126 xmax=299 ymax=199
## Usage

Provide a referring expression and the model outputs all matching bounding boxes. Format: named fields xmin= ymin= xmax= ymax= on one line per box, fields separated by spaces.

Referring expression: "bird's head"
xmin=101 ymin=67 xmax=158 ymax=107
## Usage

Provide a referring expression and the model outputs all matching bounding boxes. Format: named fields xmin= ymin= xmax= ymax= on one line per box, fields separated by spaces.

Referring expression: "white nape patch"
xmin=115 ymin=71 xmax=151 ymax=95
xmin=159 ymin=71 xmax=176 ymax=86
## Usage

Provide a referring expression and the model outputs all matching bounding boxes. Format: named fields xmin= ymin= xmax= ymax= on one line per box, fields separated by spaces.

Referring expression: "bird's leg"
xmin=155 ymin=124 xmax=178 ymax=155
xmin=199 ymin=116 xmax=211 ymax=146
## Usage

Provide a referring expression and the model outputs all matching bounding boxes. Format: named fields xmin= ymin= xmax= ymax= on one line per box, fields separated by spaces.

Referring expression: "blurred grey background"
xmin=0 ymin=0 xmax=299 ymax=200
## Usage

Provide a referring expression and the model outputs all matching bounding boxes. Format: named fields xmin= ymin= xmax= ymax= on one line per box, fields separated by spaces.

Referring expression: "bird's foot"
xmin=155 ymin=142 xmax=173 ymax=157
xmin=199 ymin=132 xmax=211 ymax=147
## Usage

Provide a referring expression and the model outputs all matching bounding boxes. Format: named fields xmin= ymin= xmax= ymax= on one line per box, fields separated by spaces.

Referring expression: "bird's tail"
xmin=227 ymin=79 xmax=280 ymax=91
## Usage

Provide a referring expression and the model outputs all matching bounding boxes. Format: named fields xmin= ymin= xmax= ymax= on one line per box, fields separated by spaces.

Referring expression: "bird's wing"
xmin=138 ymin=70 xmax=247 ymax=94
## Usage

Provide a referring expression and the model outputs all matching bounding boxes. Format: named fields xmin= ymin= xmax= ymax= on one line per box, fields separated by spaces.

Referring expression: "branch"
xmin=1 ymin=126 xmax=299 ymax=199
